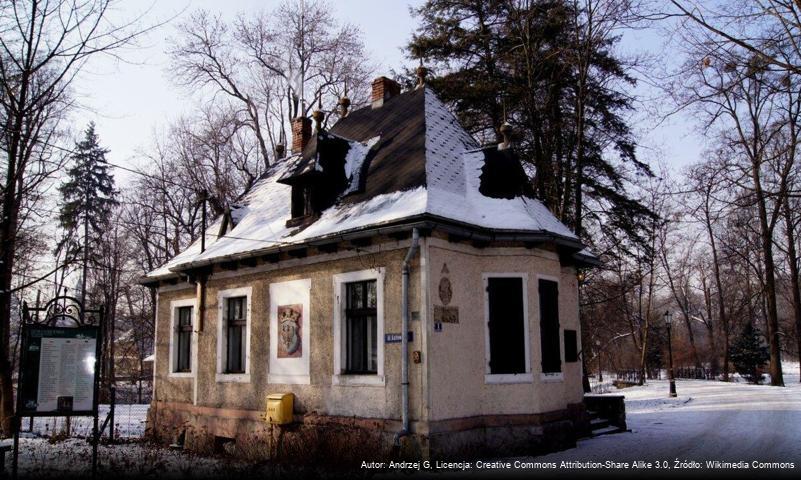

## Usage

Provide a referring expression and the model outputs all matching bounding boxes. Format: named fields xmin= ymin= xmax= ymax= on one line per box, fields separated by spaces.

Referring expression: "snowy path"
xmin=494 ymin=367 xmax=801 ymax=477
xmin=540 ymin=379 xmax=801 ymax=463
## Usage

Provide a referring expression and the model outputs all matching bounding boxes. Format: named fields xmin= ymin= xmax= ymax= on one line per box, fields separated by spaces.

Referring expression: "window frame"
xmin=537 ymin=274 xmax=564 ymax=382
xmin=169 ymin=298 xmax=196 ymax=378
xmin=482 ymin=273 xmax=533 ymax=384
xmin=216 ymin=287 xmax=252 ymax=383
xmin=332 ymin=268 xmax=385 ymax=387
xmin=225 ymin=296 xmax=247 ymax=374
xmin=176 ymin=305 xmax=193 ymax=373
xmin=344 ymin=279 xmax=379 ymax=375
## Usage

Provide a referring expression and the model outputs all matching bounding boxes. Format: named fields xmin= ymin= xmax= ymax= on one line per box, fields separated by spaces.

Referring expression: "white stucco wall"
xmin=424 ymin=238 xmax=584 ymax=421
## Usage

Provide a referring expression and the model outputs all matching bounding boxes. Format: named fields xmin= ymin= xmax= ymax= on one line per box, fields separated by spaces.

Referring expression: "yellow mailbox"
xmin=265 ymin=393 xmax=294 ymax=425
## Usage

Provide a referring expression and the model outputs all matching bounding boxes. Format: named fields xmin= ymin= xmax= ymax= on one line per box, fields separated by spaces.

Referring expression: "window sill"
xmin=168 ymin=372 xmax=193 ymax=379
xmin=540 ymin=372 xmax=564 ymax=382
xmin=484 ymin=373 xmax=534 ymax=384
xmin=268 ymin=374 xmax=310 ymax=385
xmin=216 ymin=373 xmax=251 ymax=383
xmin=332 ymin=374 xmax=385 ymax=387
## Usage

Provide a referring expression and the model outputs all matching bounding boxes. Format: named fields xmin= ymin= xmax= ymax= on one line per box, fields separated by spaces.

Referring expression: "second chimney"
xmin=371 ymin=76 xmax=401 ymax=108
xmin=291 ymin=116 xmax=312 ymax=154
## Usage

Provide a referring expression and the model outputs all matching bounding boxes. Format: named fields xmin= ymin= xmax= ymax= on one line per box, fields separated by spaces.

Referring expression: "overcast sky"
xmin=68 ymin=0 xmax=704 ymax=186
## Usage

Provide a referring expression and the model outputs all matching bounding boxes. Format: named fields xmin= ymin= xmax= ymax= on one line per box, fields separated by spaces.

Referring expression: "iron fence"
xmin=615 ymin=369 xmax=662 ymax=384
xmin=21 ymin=383 xmax=151 ymax=440
xmin=674 ymin=367 xmax=716 ymax=380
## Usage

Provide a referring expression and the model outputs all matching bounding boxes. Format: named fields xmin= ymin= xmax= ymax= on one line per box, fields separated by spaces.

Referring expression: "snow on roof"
xmin=344 ymin=135 xmax=381 ymax=195
xmin=423 ymin=90 xmax=577 ymax=238
xmin=145 ymin=87 xmax=583 ymax=279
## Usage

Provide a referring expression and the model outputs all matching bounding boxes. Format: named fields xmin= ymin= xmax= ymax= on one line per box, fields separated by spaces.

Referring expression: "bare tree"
xmin=167 ymin=0 xmax=373 ymax=170
xmin=669 ymin=1 xmax=801 ymax=76
xmin=687 ymin=160 xmax=734 ymax=378
xmin=669 ymin=18 xmax=799 ymax=384
xmin=169 ymin=105 xmax=263 ymax=215
xmin=659 ymin=216 xmax=704 ymax=369
xmin=0 ymin=0 xmax=151 ymax=435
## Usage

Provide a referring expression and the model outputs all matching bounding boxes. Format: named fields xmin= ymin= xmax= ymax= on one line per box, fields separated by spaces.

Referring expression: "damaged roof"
xmin=145 ymin=86 xmax=592 ymax=280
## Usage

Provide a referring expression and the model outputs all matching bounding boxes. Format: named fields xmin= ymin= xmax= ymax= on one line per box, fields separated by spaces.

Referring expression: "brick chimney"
xmin=291 ymin=116 xmax=312 ymax=154
xmin=371 ymin=76 xmax=401 ymax=108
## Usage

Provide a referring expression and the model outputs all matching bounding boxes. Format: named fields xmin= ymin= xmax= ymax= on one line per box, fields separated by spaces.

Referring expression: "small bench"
xmin=0 ymin=438 xmax=13 ymax=473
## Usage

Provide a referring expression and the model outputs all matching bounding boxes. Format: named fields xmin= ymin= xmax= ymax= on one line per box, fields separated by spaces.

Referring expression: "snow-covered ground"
xmin=526 ymin=362 xmax=801 ymax=474
xmin=7 ymin=365 xmax=801 ymax=478
xmin=542 ymin=380 xmax=801 ymax=462
xmin=9 ymin=437 xmax=261 ymax=479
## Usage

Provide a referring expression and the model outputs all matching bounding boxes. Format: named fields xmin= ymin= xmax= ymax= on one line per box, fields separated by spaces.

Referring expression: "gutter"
xmin=395 ymin=227 xmax=419 ymax=447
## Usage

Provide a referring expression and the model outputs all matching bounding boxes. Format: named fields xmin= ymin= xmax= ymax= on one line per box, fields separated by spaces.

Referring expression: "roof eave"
xmin=156 ymin=214 xmax=588 ymax=277
xmin=573 ymin=251 xmax=603 ymax=268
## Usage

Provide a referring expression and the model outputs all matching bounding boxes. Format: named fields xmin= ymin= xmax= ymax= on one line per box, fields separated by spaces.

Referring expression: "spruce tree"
xmin=729 ymin=323 xmax=770 ymax=384
xmin=57 ymin=123 xmax=119 ymax=303
xmin=407 ymin=0 xmax=656 ymax=257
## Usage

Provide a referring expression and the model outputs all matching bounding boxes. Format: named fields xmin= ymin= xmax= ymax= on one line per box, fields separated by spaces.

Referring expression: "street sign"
xmin=385 ymin=332 xmax=413 ymax=343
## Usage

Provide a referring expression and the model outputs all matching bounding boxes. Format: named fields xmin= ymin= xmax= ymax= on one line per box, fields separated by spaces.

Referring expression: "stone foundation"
xmin=425 ymin=403 xmax=588 ymax=459
xmin=148 ymin=401 xmax=588 ymax=463
xmin=148 ymin=401 xmax=408 ymax=464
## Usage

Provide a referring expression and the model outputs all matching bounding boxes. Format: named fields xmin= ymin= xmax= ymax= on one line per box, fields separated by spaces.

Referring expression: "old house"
xmin=142 ymin=74 xmax=598 ymax=459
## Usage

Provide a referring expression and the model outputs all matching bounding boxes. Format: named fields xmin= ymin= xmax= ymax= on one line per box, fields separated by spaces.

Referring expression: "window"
xmin=345 ymin=280 xmax=378 ymax=374
xmin=169 ymin=299 xmax=195 ymax=377
xmin=564 ymin=329 xmax=578 ymax=363
xmin=225 ymin=296 xmax=247 ymax=374
xmin=332 ymin=268 xmax=385 ymax=386
xmin=291 ymin=184 xmax=312 ymax=219
xmin=175 ymin=306 xmax=193 ymax=372
xmin=539 ymin=279 xmax=561 ymax=374
xmin=486 ymin=276 xmax=528 ymax=375
xmin=216 ymin=287 xmax=251 ymax=382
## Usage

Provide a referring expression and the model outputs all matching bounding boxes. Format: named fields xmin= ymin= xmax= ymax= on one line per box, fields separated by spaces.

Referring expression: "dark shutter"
xmin=487 ymin=277 xmax=526 ymax=374
xmin=539 ymin=279 xmax=561 ymax=373
xmin=564 ymin=329 xmax=578 ymax=363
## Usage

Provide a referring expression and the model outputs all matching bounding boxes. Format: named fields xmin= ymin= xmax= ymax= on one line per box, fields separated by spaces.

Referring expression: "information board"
xmin=17 ymin=325 xmax=100 ymax=416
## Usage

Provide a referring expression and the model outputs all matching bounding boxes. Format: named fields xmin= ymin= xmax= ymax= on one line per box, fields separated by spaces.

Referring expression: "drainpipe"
xmin=395 ymin=228 xmax=419 ymax=447
xmin=196 ymin=275 xmax=207 ymax=333
xmin=193 ymin=274 xmax=207 ymax=408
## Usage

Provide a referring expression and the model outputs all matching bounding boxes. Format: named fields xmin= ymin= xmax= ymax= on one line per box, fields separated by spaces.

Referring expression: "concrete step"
xmin=592 ymin=425 xmax=625 ymax=437
xmin=589 ymin=418 xmax=610 ymax=430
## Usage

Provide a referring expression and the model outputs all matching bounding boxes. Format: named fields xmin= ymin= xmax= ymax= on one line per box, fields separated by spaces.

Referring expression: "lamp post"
xmin=595 ymin=339 xmax=603 ymax=382
xmin=664 ymin=311 xmax=677 ymax=397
